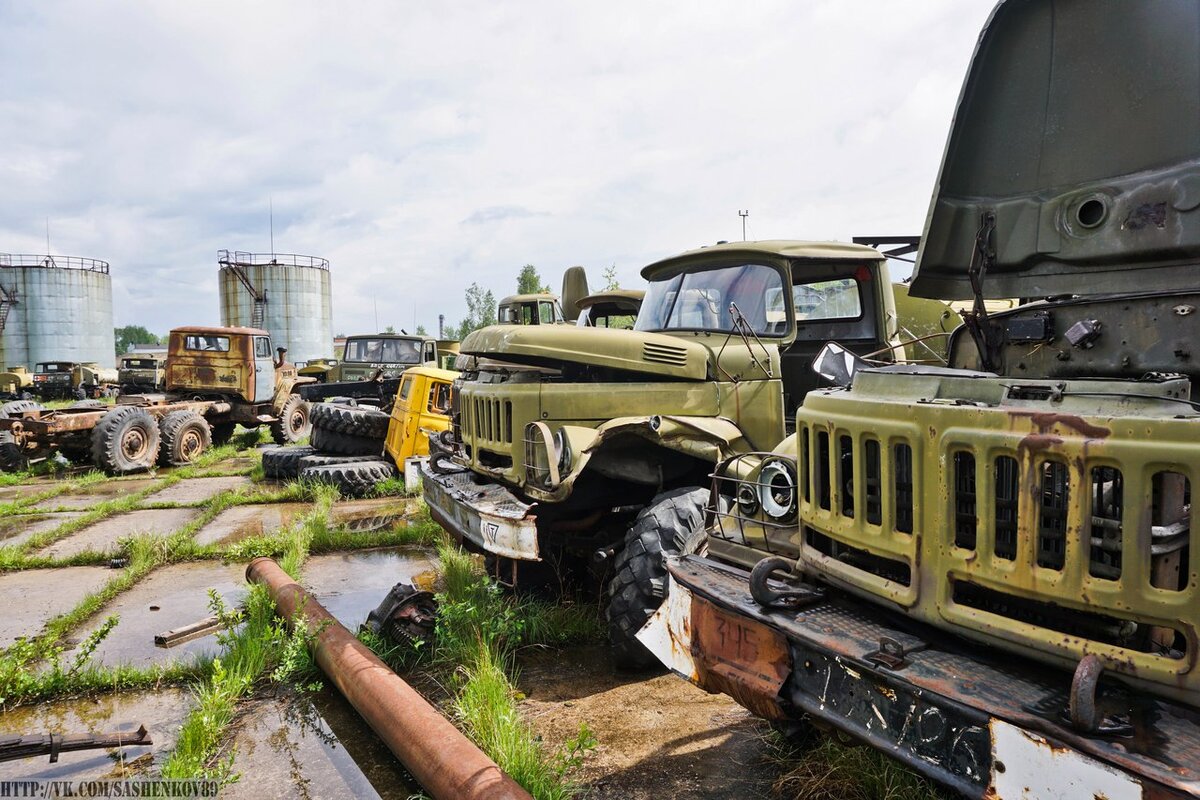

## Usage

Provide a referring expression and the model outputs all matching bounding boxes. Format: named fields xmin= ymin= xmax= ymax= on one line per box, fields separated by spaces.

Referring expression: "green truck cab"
xmin=639 ymin=3 xmax=1200 ymax=797
xmin=422 ymin=239 xmax=921 ymax=665
xmin=118 ymin=354 xmax=165 ymax=392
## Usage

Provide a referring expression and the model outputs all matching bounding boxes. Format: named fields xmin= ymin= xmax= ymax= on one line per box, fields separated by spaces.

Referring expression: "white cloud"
xmin=0 ymin=0 xmax=995 ymax=339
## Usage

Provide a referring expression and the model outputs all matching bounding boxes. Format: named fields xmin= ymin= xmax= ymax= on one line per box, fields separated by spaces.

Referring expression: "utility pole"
xmin=738 ymin=210 xmax=749 ymax=241
xmin=269 ymin=197 xmax=274 ymax=254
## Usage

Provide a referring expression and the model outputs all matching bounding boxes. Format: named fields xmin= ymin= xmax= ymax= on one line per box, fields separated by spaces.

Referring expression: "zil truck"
xmin=0 ymin=326 xmax=310 ymax=473
xmin=637 ymin=1 xmax=1200 ymax=797
xmin=422 ymin=241 xmax=951 ymax=667
xmin=297 ymin=332 xmax=439 ymax=405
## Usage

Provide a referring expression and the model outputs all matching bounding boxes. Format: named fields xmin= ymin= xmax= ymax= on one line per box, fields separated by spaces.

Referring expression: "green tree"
xmin=114 ymin=325 xmax=161 ymax=355
xmin=516 ymin=264 xmax=550 ymax=295
xmin=601 ymin=265 xmax=620 ymax=291
xmin=445 ymin=283 xmax=497 ymax=340
xmin=415 ymin=324 xmax=428 ymax=336
xmin=383 ymin=325 xmax=397 ymax=334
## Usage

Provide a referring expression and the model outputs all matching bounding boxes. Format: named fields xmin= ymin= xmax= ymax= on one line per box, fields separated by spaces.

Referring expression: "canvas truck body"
xmin=640 ymin=1 xmax=1200 ymax=797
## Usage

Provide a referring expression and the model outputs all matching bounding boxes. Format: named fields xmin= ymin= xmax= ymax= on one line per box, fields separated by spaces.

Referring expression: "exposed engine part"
xmin=1065 ymin=318 xmax=1103 ymax=348
xmin=364 ymin=582 xmax=439 ymax=647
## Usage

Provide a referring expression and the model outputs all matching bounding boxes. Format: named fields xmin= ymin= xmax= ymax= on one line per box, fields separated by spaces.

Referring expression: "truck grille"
xmin=795 ymin=388 xmax=1198 ymax=703
xmin=642 ymin=342 xmax=689 ymax=367
xmin=462 ymin=397 xmax=513 ymax=446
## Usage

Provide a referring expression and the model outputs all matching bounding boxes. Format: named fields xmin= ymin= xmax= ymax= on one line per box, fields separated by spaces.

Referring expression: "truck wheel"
xmin=0 ymin=442 xmax=27 ymax=472
xmin=70 ymin=399 xmax=106 ymax=410
xmin=0 ymin=400 xmax=45 ymax=417
xmin=91 ymin=406 xmax=160 ymax=474
xmin=311 ymin=424 xmax=384 ymax=457
xmin=310 ymin=403 xmax=390 ymax=440
xmin=261 ymin=445 xmax=318 ymax=480
xmin=605 ymin=486 xmax=708 ymax=670
xmin=298 ymin=459 xmax=396 ymax=497
xmin=210 ymin=422 xmax=237 ymax=446
xmin=270 ymin=394 xmax=310 ymax=445
xmin=159 ymin=410 xmax=212 ymax=466
xmin=299 ymin=453 xmax=377 ymax=470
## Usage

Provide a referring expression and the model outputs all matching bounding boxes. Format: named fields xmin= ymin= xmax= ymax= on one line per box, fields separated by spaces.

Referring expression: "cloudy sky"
xmin=0 ymin=0 xmax=996 ymax=339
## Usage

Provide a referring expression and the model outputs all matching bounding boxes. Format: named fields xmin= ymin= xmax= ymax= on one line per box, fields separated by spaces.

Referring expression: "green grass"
xmin=764 ymin=727 xmax=948 ymax=800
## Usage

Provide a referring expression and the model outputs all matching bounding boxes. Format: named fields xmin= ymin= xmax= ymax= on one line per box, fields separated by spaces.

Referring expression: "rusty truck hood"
xmin=912 ymin=0 xmax=1200 ymax=300
xmin=460 ymin=324 xmax=709 ymax=380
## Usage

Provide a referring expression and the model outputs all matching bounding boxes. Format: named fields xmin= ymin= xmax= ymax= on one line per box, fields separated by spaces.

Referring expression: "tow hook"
xmin=749 ymin=557 xmax=822 ymax=608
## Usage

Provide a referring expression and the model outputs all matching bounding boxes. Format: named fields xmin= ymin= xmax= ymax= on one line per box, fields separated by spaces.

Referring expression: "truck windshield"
xmin=635 ymin=263 xmax=787 ymax=336
xmin=36 ymin=363 xmax=67 ymax=372
xmin=123 ymin=359 xmax=157 ymax=368
xmin=344 ymin=338 xmax=421 ymax=364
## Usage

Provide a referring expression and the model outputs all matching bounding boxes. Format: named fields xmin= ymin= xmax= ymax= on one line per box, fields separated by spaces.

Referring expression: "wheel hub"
xmin=179 ymin=429 xmax=203 ymax=461
xmin=122 ymin=429 xmax=147 ymax=459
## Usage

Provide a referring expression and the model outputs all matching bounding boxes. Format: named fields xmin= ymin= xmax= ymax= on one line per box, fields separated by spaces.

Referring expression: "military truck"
xmin=638 ymin=2 xmax=1200 ymax=797
xmin=0 ymin=367 xmax=32 ymax=399
xmin=297 ymin=333 xmax=438 ymax=404
xmin=296 ymin=357 xmax=339 ymax=383
xmin=117 ymin=354 xmax=165 ymax=393
xmin=575 ymin=290 xmax=643 ymax=330
xmin=0 ymin=326 xmax=311 ymax=472
xmin=30 ymin=362 xmax=118 ymax=400
xmin=422 ymin=239 xmax=948 ymax=666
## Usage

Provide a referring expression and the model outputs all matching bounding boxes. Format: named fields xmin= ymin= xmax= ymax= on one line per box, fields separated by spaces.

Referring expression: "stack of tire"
xmin=261 ymin=401 xmax=396 ymax=496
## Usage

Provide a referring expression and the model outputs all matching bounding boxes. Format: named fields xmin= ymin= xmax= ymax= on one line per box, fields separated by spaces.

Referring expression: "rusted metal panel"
xmin=690 ymin=594 xmax=791 ymax=721
xmin=664 ymin=555 xmax=1200 ymax=799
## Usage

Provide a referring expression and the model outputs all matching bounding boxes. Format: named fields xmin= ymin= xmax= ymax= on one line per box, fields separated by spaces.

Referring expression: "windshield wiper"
xmin=715 ymin=302 xmax=774 ymax=381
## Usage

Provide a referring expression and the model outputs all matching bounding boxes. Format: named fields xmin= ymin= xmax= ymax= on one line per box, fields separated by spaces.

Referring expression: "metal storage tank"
xmin=0 ymin=254 xmax=116 ymax=369
xmin=217 ymin=250 xmax=333 ymax=363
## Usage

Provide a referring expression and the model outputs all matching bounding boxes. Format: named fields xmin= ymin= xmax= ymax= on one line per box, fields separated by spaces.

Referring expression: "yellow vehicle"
xmin=384 ymin=365 xmax=455 ymax=467
xmin=264 ymin=364 xmax=457 ymax=495
xmin=0 ymin=367 xmax=32 ymax=398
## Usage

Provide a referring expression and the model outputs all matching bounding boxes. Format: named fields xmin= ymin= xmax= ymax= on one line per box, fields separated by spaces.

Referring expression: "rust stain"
xmin=691 ymin=596 xmax=791 ymax=720
xmin=1012 ymin=410 xmax=1112 ymax=439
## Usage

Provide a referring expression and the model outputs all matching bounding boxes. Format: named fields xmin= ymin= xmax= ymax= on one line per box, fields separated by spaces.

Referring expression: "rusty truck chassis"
xmin=647 ymin=554 xmax=1199 ymax=799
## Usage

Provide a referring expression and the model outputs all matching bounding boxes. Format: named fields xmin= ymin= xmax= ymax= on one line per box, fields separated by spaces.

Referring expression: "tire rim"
xmin=122 ymin=427 xmax=148 ymax=460
xmin=179 ymin=428 xmax=204 ymax=462
xmin=289 ymin=409 xmax=306 ymax=435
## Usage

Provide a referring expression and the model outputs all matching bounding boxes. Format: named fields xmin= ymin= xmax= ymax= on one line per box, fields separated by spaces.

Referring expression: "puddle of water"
xmin=0 ymin=512 xmax=84 ymax=548
xmin=0 ymin=479 xmax=57 ymax=504
xmin=66 ymin=561 xmax=247 ymax=669
xmin=0 ymin=566 xmax=113 ymax=648
xmin=199 ymin=456 xmax=256 ymax=475
xmin=39 ymin=508 xmax=201 ymax=560
xmin=222 ymin=689 xmax=419 ymax=800
xmin=146 ymin=476 xmax=254 ymax=506
xmin=32 ymin=478 xmax=162 ymax=511
xmin=192 ymin=503 xmax=308 ymax=547
xmin=301 ymin=549 xmax=436 ymax=632
xmin=0 ymin=689 xmax=193 ymax=781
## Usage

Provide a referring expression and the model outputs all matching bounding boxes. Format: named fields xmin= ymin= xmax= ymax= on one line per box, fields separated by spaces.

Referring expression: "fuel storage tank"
xmin=0 ymin=254 xmax=116 ymax=369
xmin=217 ymin=250 xmax=334 ymax=363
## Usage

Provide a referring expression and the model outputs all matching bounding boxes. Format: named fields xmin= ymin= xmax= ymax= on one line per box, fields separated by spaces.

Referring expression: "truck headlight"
xmin=735 ymin=482 xmax=760 ymax=518
xmin=553 ymin=427 xmax=571 ymax=475
xmin=524 ymin=421 xmax=562 ymax=488
xmin=759 ymin=457 xmax=798 ymax=522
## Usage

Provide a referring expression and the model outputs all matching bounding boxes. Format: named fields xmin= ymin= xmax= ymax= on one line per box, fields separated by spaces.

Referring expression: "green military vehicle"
xmin=297 ymin=333 xmax=438 ymax=405
xmin=638 ymin=2 xmax=1200 ymax=797
xmin=118 ymin=354 xmax=165 ymax=393
xmin=575 ymin=289 xmax=643 ymax=330
xmin=423 ymin=239 xmax=946 ymax=666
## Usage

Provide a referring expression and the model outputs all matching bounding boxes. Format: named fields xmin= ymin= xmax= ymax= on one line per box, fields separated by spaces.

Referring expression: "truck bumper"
xmin=638 ymin=555 xmax=1199 ymax=800
xmin=420 ymin=464 xmax=540 ymax=561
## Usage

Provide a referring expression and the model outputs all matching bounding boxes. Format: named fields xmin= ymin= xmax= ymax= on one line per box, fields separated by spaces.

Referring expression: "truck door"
xmin=253 ymin=336 xmax=276 ymax=403
xmin=423 ymin=341 xmax=437 ymax=364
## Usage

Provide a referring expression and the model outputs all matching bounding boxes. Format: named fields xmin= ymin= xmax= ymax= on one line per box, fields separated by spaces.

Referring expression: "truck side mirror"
xmin=812 ymin=342 xmax=869 ymax=387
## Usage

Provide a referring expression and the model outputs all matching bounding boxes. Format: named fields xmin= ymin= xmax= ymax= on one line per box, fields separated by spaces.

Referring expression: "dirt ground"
xmin=518 ymin=645 xmax=779 ymax=799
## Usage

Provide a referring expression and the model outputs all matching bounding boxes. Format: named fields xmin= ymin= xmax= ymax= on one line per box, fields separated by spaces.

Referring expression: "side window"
xmin=184 ymin=335 xmax=230 ymax=352
xmin=254 ymin=337 xmax=272 ymax=358
xmin=522 ymin=305 xmax=535 ymax=325
xmin=428 ymin=381 xmax=450 ymax=414
xmin=794 ymin=278 xmax=863 ymax=321
xmin=398 ymin=376 xmax=413 ymax=402
xmin=424 ymin=342 xmax=436 ymax=362
xmin=538 ymin=302 xmax=554 ymax=324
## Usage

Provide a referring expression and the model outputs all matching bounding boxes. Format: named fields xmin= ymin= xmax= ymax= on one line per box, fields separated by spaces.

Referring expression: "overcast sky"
xmin=0 ymin=0 xmax=996 ymax=338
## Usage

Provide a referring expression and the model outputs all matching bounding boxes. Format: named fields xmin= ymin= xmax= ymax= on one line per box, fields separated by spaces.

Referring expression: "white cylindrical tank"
xmin=0 ymin=255 xmax=117 ymax=369
xmin=217 ymin=251 xmax=333 ymax=363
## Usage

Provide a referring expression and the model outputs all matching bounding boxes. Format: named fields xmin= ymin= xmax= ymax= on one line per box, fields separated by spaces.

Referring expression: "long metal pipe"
xmin=246 ymin=557 xmax=532 ymax=800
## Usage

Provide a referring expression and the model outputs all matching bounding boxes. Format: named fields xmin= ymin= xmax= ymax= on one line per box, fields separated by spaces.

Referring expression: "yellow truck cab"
xmin=384 ymin=365 xmax=456 ymax=473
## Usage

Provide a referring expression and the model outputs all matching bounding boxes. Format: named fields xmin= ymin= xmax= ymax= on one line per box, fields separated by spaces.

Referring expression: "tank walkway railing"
xmin=0 ymin=254 xmax=109 ymax=273
xmin=217 ymin=250 xmax=329 ymax=270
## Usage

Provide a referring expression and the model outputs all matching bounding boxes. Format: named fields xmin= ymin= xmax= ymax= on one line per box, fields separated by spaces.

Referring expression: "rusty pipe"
xmin=246 ymin=557 xmax=531 ymax=800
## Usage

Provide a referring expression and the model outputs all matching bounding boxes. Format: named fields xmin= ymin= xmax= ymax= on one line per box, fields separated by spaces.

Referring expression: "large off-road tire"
xmin=158 ymin=410 xmax=212 ymax=467
xmin=91 ymin=406 xmax=160 ymax=474
xmin=605 ymin=486 xmax=708 ymax=670
xmin=311 ymin=424 xmax=384 ymax=457
xmin=310 ymin=402 xmax=389 ymax=440
xmin=270 ymin=394 xmax=310 ymax=445
xmin=210 ymin=422 xmax=237 ymax=447
xmin=298 ymin=459 xmax=396 ymax=497
xmin=69 ymin=399 xmax=106 ymax=410
xmin=261 ymin=445 xmax=318 ymax=480
xmin=298 ymin=453 xmax=376 ymax=470
xmin=0 ymin=400 xmax=45 ymax=417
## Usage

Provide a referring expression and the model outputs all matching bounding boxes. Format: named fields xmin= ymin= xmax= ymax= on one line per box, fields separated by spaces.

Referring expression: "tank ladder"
xmin=0 ymin=284 xmax=18 ymax=333
xmin=219 ymin=253 xmax=268 ymax=328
